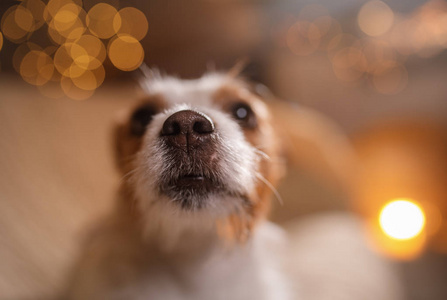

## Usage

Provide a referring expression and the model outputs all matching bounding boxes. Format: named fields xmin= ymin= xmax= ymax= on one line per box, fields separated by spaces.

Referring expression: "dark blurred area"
xmin=1 ymin=0 xmax=447 ymax=299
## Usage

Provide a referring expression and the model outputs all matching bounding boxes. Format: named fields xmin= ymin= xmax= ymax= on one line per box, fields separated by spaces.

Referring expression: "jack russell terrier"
xmin=64 ymin=66 xmax=356 ymax=300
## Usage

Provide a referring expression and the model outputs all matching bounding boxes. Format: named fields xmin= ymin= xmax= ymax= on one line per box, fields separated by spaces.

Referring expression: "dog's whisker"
xmin=119 ymin=167 xmax=139 ymax=184
xmin=255 ymin=172 xmax=284 ymax=206
xmin=254 ymin=148 xmax=271 ymax=160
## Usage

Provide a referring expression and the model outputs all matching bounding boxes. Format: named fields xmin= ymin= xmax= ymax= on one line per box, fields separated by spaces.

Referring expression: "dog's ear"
xmin=268 ymin=101 xmax=357 ymax=193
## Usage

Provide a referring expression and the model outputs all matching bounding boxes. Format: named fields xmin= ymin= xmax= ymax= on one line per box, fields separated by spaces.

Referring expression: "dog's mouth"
xmin=158 ymin=167 xmax=226 ymax=209
xmin=176 ymin=173 xmax=213 ymax=188
xmin=167 ymin=171 xmax=220 ymax=192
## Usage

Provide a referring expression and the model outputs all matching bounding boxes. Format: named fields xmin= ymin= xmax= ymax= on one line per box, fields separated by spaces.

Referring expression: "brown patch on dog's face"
xmin=212 ymin=83 xmax=284 ymax=242
xmin=114 ymin=94 xmax=167 ymax=175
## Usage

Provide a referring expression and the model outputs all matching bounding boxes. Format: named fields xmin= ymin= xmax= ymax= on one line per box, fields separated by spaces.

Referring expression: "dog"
xmin=63 ymin=67 xmax=356 ymax=300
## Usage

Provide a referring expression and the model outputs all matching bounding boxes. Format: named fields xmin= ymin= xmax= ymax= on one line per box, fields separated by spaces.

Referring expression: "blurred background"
xmin=0 ymin=0 xmax=447 ymax=299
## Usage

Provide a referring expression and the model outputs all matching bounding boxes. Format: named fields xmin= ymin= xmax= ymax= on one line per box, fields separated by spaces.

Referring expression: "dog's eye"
xmin=130 ymin=105 xmax=157 ymax=136
xmin=231 ymin=102 xmax=257 ymax=129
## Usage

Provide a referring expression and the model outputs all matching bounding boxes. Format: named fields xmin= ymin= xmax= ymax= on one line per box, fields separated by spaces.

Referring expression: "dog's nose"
xmin=161 ymin=110 xmax=214 ymax=152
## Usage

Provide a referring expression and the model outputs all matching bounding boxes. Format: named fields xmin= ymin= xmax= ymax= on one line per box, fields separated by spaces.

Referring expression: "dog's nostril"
xmin=162 ymin=121 xmax=181 ymax=136
xmin=193 ymin=120 xmax=214 ymax=134
xmin=161 ymin=110 xmax=214 ymax=136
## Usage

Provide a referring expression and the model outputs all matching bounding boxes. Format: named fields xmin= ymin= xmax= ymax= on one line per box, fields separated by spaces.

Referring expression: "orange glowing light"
xmin=71 ymin=65 xmax=105 ymax=91
xmin=73 ymin=34 xmax=106 ymax=68
xmin=13 ymin=42 xmax=42 ymax=73
xmin=14 ymin=5 xmax=35 ymax=33
xmin=54 ymin=42 xmax=88 ymax=77
xmin=20 ymin=50 xmax=54 ymax=86
xmin=2 ymin=0 xmax=147 ymax=100
xmin=86 ymin=3 xmax=120 ymax=39
xmin=60 ymin=75 xmax=95 ymax=100
xmin=44 ymin=0 xmax=83 ymax=23
xmin=1 ymin=5 xmax=31 ymax=42
xmin=52 ymin=4 xmax=81 ymax=32
xmin=47 ymin=3 xmax=86 ymax=44
xmin=358 ymin=1 xmax=394 ymax=37
xmin=108 ymin=34 xmax=144 ymax=71
xmin=114 ymin=7 xmax=148 ymax=41
xmin=22 ymin=0 xmax=46 ymax=31
xmin=379 ymin=199 xmax=425 ymax=240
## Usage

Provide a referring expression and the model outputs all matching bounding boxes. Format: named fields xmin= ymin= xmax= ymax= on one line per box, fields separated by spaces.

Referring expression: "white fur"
xmin=133 ymin=75 xmax=260 ymax=247
xmin=66 ymin=73 xmax=293 ymax=300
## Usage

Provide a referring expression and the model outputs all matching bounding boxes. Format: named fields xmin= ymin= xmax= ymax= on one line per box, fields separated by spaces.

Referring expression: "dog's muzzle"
xmin=159 ymin=110 xmax=220 ymax=202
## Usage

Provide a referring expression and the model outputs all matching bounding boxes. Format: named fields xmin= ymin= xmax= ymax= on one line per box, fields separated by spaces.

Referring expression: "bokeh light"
xmin=331 ymin=47 xmax=368 ymax=82
xmin=20 ymin=50 xmax=54 ymax=86
xmin=286 ymin=20 xmax=321 ymax=56
xmin=108 ymin=34 xmax=144 ymax=71
xmin=22 ymin=0 xmax=46 ymax=31
xmin=13 ymin=42 xmax=42 ymax=73
xmin=113 ymin=7 xmax=148 ymax=41
xmin=86 ymin=3 xmax=120 ymax=39
xmin=0 ymin=0 xmax=149 ymax=100
xmin=54 ymin=42 xmax=88 ymax=77
xmin=379 ymin=199 xmax=426 ymax=240
xmin=60 ymin=74 xmax=95 ymax=100
xmin=358 ymin=1 xmax=394 ymax=37
xmin=372 ymin=61 xmax=408 ymax=94
xmin=1 ymin=5 xmax=32 ymax=43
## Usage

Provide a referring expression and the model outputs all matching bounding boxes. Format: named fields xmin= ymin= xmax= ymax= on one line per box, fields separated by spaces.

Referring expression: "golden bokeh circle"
xmin=87 ymin=3 xmax=120 ymax=39
xmin=52 ymin=4 xmax=81 ymax=32
xmin=114 ymin=7 xmax=148 ymax=41
xmin=14 ymin=5 xmax=35 ymax=33
xmin=1 ymin=5 xmax=30 ymax=42
xmin=13 ymin=42 xmax=42 ymax=73
xmin=54 ymin=42 xmax=89 ymax=77
xmin=47 ymin=6 xmax=86 ymax=44
xmin=0 ymin=32 xmax=3 ymax=52
xmin=71 ymin=64 xmax=105 ymax=91
xmin=358 ymin=0 xmax=394 ymax=37
xmin=108 ymin=34 xmax=144 ymax=71
xmin=286 ymin=21 xmax=321 ymax=56
xmin=44 ymin=0 xmax=83 ymax=23
xmin=73 ymin=34 xmax=106 ymax=67
xmin=20 ymin=50 xmax=54 ymax=86
xmin=60 ymin=75 xmax=95 ymax=100
xmin=22 ymin=0 xmax=46 ymax=31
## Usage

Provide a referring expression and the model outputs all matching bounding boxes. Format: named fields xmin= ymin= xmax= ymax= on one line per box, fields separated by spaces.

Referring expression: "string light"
xmin=114 ymin=7 xmax=148 ymax=41
xmin=108 ymin=34 xmax=144 ymax=71
xmin=86 ymin=3 xmax=120 ymax=39
xmin=1 ymin=0 xmax=149 ymax=100
xmin=358 ymin=1 xmax=394 ymax=37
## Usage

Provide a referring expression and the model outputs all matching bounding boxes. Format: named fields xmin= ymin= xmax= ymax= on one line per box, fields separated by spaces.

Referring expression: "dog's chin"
xmin=160 ymin=176 xmax=226 ymax=210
